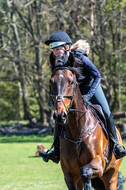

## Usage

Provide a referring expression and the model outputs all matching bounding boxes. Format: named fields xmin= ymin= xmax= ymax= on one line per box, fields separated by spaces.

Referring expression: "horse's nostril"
xmin=53 ymin=111 xmax=67 ymax=121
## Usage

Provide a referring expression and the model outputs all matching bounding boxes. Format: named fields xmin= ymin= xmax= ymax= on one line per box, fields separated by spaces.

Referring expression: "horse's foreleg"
xmin=64 ymin=172 xmax=77 ymax=190
xmin=77 ymin=179 xmax=83 ymax=190
xmin=81 ymin=167 xmax=93 ymax=190
xmin=81 ymin=156 xmax=104 ymax=189
xmin=102 ymin=168 xmax=119 ymax=190
xmin=83 ymin=180 xmax=92 ymax=190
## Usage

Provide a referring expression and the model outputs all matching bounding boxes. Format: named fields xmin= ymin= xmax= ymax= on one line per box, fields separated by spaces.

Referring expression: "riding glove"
xmin=82 ymin=94 xmax=91 ymax=103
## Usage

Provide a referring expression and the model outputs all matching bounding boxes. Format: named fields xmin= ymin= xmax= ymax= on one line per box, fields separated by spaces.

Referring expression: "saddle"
xmin=88 ymin=103 xmax=108 ymax=139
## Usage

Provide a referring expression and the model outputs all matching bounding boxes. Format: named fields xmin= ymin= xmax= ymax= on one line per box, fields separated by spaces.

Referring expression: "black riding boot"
xmin=39 ymin=123 xmax=60 ymax=164
xmin=107 ymin=114 xmax=126 ymax=159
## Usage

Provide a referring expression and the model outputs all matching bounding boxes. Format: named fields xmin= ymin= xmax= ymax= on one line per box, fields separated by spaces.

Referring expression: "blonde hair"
xmin=71 ymin=39 xmax=90 ymax=54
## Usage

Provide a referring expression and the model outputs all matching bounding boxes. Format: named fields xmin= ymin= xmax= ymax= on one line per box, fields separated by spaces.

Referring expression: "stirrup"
xmin=39 ymin=151 xmax=59 ymax=164
xmin=113 ymin=143 xmax=126 ymax=160
xmin=39 ymin=143 xmax=54 ymax=162
xmin=39 ymin=152 xmax=49 ymax=162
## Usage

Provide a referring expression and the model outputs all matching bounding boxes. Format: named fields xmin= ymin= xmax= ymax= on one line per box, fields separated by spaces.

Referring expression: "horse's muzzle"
xmin=53 ymin=111 xmax=67 ymax=124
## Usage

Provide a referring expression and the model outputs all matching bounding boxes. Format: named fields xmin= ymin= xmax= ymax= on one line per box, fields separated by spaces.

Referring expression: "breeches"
xmin=90 ymin=84 xmax=111 ymax=119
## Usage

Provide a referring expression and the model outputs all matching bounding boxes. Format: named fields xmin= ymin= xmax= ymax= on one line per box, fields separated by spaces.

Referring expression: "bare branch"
xmin=24 ymin=0 xmax=35 ymax=7
xmin=11 ymin=2 xmax=33 ymax=37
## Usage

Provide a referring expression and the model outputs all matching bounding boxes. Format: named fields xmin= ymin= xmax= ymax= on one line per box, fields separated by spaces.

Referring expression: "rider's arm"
xmin=82 ymin=55 xmax=101 ymax=99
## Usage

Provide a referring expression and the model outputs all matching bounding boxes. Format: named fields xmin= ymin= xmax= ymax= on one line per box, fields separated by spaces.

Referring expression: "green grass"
xmin=0 ymin=135 xmax=67 ymax=190
xmin=0 ymin=135 xmax=126 ymax=190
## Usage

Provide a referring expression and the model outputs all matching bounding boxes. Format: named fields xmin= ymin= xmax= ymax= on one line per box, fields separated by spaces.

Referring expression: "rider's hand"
xmin=82 ymin=95 xmax=91 ymax=103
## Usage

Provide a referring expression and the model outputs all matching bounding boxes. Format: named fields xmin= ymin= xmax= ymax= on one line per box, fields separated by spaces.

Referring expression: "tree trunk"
xmin=113 ymin=112 xmax=126 ymax=119
xmin=90 ymin=0 xmax=94 ymax=63
xmin=33 ymin=0 xmax=47 ymax=123
xmin=9 ymin=3 xmax=35 ymax=123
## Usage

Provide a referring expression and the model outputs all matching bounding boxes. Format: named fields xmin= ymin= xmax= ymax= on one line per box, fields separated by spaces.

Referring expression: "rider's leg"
xmin=91 ymin=84 xmax=126 ymax=159
xmin=39 ymin=122 xmax=60 ymax=163
xmin=106 ymin=113 xmax=126 ymax=159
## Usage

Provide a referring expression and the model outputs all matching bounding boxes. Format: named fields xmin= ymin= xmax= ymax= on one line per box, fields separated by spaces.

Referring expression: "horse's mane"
xmin=51 ymin=66 xmax=79 ymax=78
xmin=50 ymin=52 xmax=81 ymax=77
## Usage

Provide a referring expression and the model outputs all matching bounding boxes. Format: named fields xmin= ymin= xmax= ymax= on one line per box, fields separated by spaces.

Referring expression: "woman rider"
xmin=40 ymin=31 xmax=126 ymax=163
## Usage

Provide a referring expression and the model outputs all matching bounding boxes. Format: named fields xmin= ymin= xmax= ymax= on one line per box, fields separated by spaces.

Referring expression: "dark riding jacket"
xmin=50 ymin=50 xmax=101 ymax=101
xmin=72 ymin=49 xmax=101 ymax=100
xmin=50 ymin=50 xmax=111 ymax=118
xmin=71 ymin=50 xmax=111 ymax=118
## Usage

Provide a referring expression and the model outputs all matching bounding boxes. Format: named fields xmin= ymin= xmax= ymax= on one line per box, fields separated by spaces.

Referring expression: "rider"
xmin=40 ymin=31 xmax=126 ymax=162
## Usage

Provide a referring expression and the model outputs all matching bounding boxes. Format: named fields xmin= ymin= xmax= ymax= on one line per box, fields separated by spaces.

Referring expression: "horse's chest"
xmin=60 ymin=138 xmax=80 ymax=170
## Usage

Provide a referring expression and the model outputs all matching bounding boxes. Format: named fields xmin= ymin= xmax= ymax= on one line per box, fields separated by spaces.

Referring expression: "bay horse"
xmin=50 ymin=65 xmax=123 ymax=190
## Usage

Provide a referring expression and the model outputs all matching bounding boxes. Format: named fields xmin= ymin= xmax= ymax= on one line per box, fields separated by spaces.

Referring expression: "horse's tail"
xmin=117 ymin=172 xmax=126 ymax=190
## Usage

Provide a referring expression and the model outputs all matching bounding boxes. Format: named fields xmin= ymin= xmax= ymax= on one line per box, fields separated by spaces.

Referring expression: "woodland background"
xmin=0 ymin=0 xmax=126 ymax=126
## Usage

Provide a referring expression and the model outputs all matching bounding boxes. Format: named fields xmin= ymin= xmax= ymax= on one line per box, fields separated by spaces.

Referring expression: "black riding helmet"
xmin=45 ymin=32 xmax=72 ymax=49
xmin=45 ymin=31 xmax=72 ymax=45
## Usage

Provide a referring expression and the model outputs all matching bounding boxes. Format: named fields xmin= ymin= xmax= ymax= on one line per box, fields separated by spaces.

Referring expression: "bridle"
xmin=49 ymin=67 xmax=88 ymax=147
xmin=50 ymin=78 xmax=77 ymax=114
xmin=50 ymin=67 xmax=87 ymax=115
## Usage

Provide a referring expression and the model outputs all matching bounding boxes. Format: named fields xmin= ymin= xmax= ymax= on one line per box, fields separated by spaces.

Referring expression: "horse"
xmin=50 ymin=65 xmax=123 ymax=190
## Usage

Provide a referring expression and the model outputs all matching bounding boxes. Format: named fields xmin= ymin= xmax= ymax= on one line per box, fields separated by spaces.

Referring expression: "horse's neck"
xmin=74 ymin=87 xmax=86 ymax=111
xmin=66 ymin=88 xmax=88 ymax=140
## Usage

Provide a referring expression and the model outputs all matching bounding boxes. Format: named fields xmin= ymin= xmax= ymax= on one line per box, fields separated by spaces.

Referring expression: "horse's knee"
xmin=81 ymin=167 xmax=93 ymax=182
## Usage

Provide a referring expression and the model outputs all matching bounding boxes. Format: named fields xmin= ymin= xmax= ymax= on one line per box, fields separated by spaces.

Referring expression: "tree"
xmin=0 ymin=0 xmax=125 ymax=123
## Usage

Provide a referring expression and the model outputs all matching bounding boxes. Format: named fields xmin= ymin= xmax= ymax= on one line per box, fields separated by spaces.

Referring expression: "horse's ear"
xmin=50 ymin=52 xmax=56 ymax=70
xmin=67 ymin=52 xmax=75 ymax=67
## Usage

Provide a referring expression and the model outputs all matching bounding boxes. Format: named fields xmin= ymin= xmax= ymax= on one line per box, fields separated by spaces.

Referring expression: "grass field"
xmin=0 ymin=135 xmax=126 ymax=190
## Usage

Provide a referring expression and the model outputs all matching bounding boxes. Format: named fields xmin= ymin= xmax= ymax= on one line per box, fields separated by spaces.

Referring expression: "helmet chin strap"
xmin=63 ymin=44 xmax=71 ymax=54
